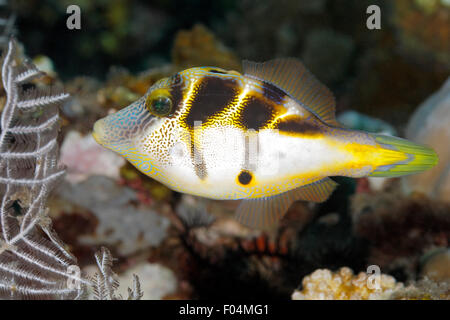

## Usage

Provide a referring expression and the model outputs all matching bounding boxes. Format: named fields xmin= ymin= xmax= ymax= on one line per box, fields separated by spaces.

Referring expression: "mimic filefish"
xmin=93 ymin=58 xmax=438 ymax=229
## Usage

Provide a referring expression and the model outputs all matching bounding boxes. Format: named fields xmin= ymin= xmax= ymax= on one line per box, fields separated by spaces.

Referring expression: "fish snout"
xmin=92 ymin=118 xmax=107 ymax=145
xmin=92 ymin=112 xmax=134 ymax=148
xmin=92 ymin=99 xmax=148 ymax=149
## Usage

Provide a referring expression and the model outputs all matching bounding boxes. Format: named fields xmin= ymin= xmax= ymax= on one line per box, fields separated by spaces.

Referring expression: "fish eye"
xmin=146 ymin=94 xmax=173 ymax=117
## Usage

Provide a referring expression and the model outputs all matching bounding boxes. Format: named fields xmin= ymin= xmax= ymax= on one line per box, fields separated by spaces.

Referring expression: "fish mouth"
xmin=92 ymin=118 xmax=123 ymax=148
xmin=92 ymin=119 xmax=106 ymax=145
xmin=92 ymin=116 xmax=134 ymax=152
xmin=92 ymin=98 xmax=149 ymax=153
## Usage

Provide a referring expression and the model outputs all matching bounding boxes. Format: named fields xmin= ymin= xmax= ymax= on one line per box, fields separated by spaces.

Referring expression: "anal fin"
xmin=235 ymin=178 xmax=338 ymax=229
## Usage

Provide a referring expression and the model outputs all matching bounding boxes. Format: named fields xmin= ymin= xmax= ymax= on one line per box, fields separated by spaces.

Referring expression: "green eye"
xmin=147 ymin=95 xmax=173 ymax=117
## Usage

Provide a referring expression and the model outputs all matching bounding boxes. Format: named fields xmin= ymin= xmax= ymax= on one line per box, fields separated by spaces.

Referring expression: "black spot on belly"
xmin=240 ymin=96 xmax=275 ymax=130
xmin=262 ymin=81 xmax=286 ymax=105
xmin=185 ymin=76 xmax=238 ymax=127
xmin=238 ymin=170 xmax=253 ymax=185
xmin=275 ymin=116 xmax=323 ymax=136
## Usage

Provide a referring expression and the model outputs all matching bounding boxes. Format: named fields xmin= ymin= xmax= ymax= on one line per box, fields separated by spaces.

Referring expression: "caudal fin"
xmin=369 ymin=134 xmax=438 ymax=178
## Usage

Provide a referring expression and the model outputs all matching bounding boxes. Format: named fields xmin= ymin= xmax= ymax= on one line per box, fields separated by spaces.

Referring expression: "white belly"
xmin=159 ymin=126 xmax=351 ymax=199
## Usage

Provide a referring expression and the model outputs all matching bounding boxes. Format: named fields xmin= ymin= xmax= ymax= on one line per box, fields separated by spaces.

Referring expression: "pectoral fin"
xmin=235 ymin=178 xmax=338 ymax=229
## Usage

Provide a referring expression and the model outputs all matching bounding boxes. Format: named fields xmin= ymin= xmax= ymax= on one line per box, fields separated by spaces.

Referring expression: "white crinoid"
xmin=0 ymin=39 xmax=143 ymax=300
xmin=0 ymin=38 xmax=85 ymax=299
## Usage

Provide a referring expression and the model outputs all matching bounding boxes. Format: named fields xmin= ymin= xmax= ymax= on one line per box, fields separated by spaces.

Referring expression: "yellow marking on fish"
xmin=338 ymin=141 xmax=409 ymax=170
xmin=202 ymin=86 xmax=248 ymax=129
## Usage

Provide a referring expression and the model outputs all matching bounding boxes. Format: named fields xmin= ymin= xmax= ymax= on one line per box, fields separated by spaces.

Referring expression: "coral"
xmin=291 ymin=267 xmax=403 ymax=300
xmin=88 ymin=247 xmax=143 ymax=300
xmin=164 ymin=199 xmax=303 ymax=299
xmin=292 ymin=267 xmax=450 ymax=300
xmin=115 ymin=262 xmax=177 ymax=300
xmin=392 ymin=0 xmax=450 ymax=68
xmin=94 ymin=65 xmax=174 ymax=116
xmin=31 ymin=55 xmax=57 ymax=85
xmin=51 ymin=209 xmax=99 ymax=267
xmin=61 ymin=64 xmax=170 ymax=133
xmin=419 ymin=248 xmax=450 ymax=282
xmin=0 ymin=39 xmax=149 ymax=300
xmin=60 ymin=76 xmax=104 ymax=135
xmin=60 ymin=130 xmax=125 ymax=183
xmin=4 ymin=0 xmax=448 ymax=302
xmin=97 ymin=86 xmax=140 ymax=110
xmin=351 ymin=190 xmax=450 ymax=280
xmin=119 ymin=163 xmax=173 ymax=203
xmin=172 ymin=24 xmax=240 ymax=71
xmin=56 ymin=176 xmax=170 ymax=256
xmin=176 ymin=195 xmax=216 ymax=230
xmin=0 ymin=39 xmax=84 ymax=299
xmin=402 ymin=77 xmax=450 ymax=203
xmin=104 ymin=66 xmax=171 ymax=96
xmin=390 ymin=278 xmax=450 ymax=300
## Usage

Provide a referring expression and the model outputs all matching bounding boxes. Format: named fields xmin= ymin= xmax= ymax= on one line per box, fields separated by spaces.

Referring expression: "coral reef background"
xmin=0 ymin=0 xmax=449 ymax=299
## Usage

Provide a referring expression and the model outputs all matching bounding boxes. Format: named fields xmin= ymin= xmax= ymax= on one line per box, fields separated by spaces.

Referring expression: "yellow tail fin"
xmin=369 ymin=134 xmax=438 ymax=178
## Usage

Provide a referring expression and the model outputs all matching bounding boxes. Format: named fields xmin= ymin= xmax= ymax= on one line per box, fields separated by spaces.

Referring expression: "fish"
xmin=92 ymin=58 xmax=438 ymax=229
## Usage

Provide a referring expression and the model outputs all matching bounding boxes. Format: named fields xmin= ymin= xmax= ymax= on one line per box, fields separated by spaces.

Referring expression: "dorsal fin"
xmin=235 ymin=178 xmax=338 ymax=229
xmin=242 ymin=58 xmax=340 ymax=126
